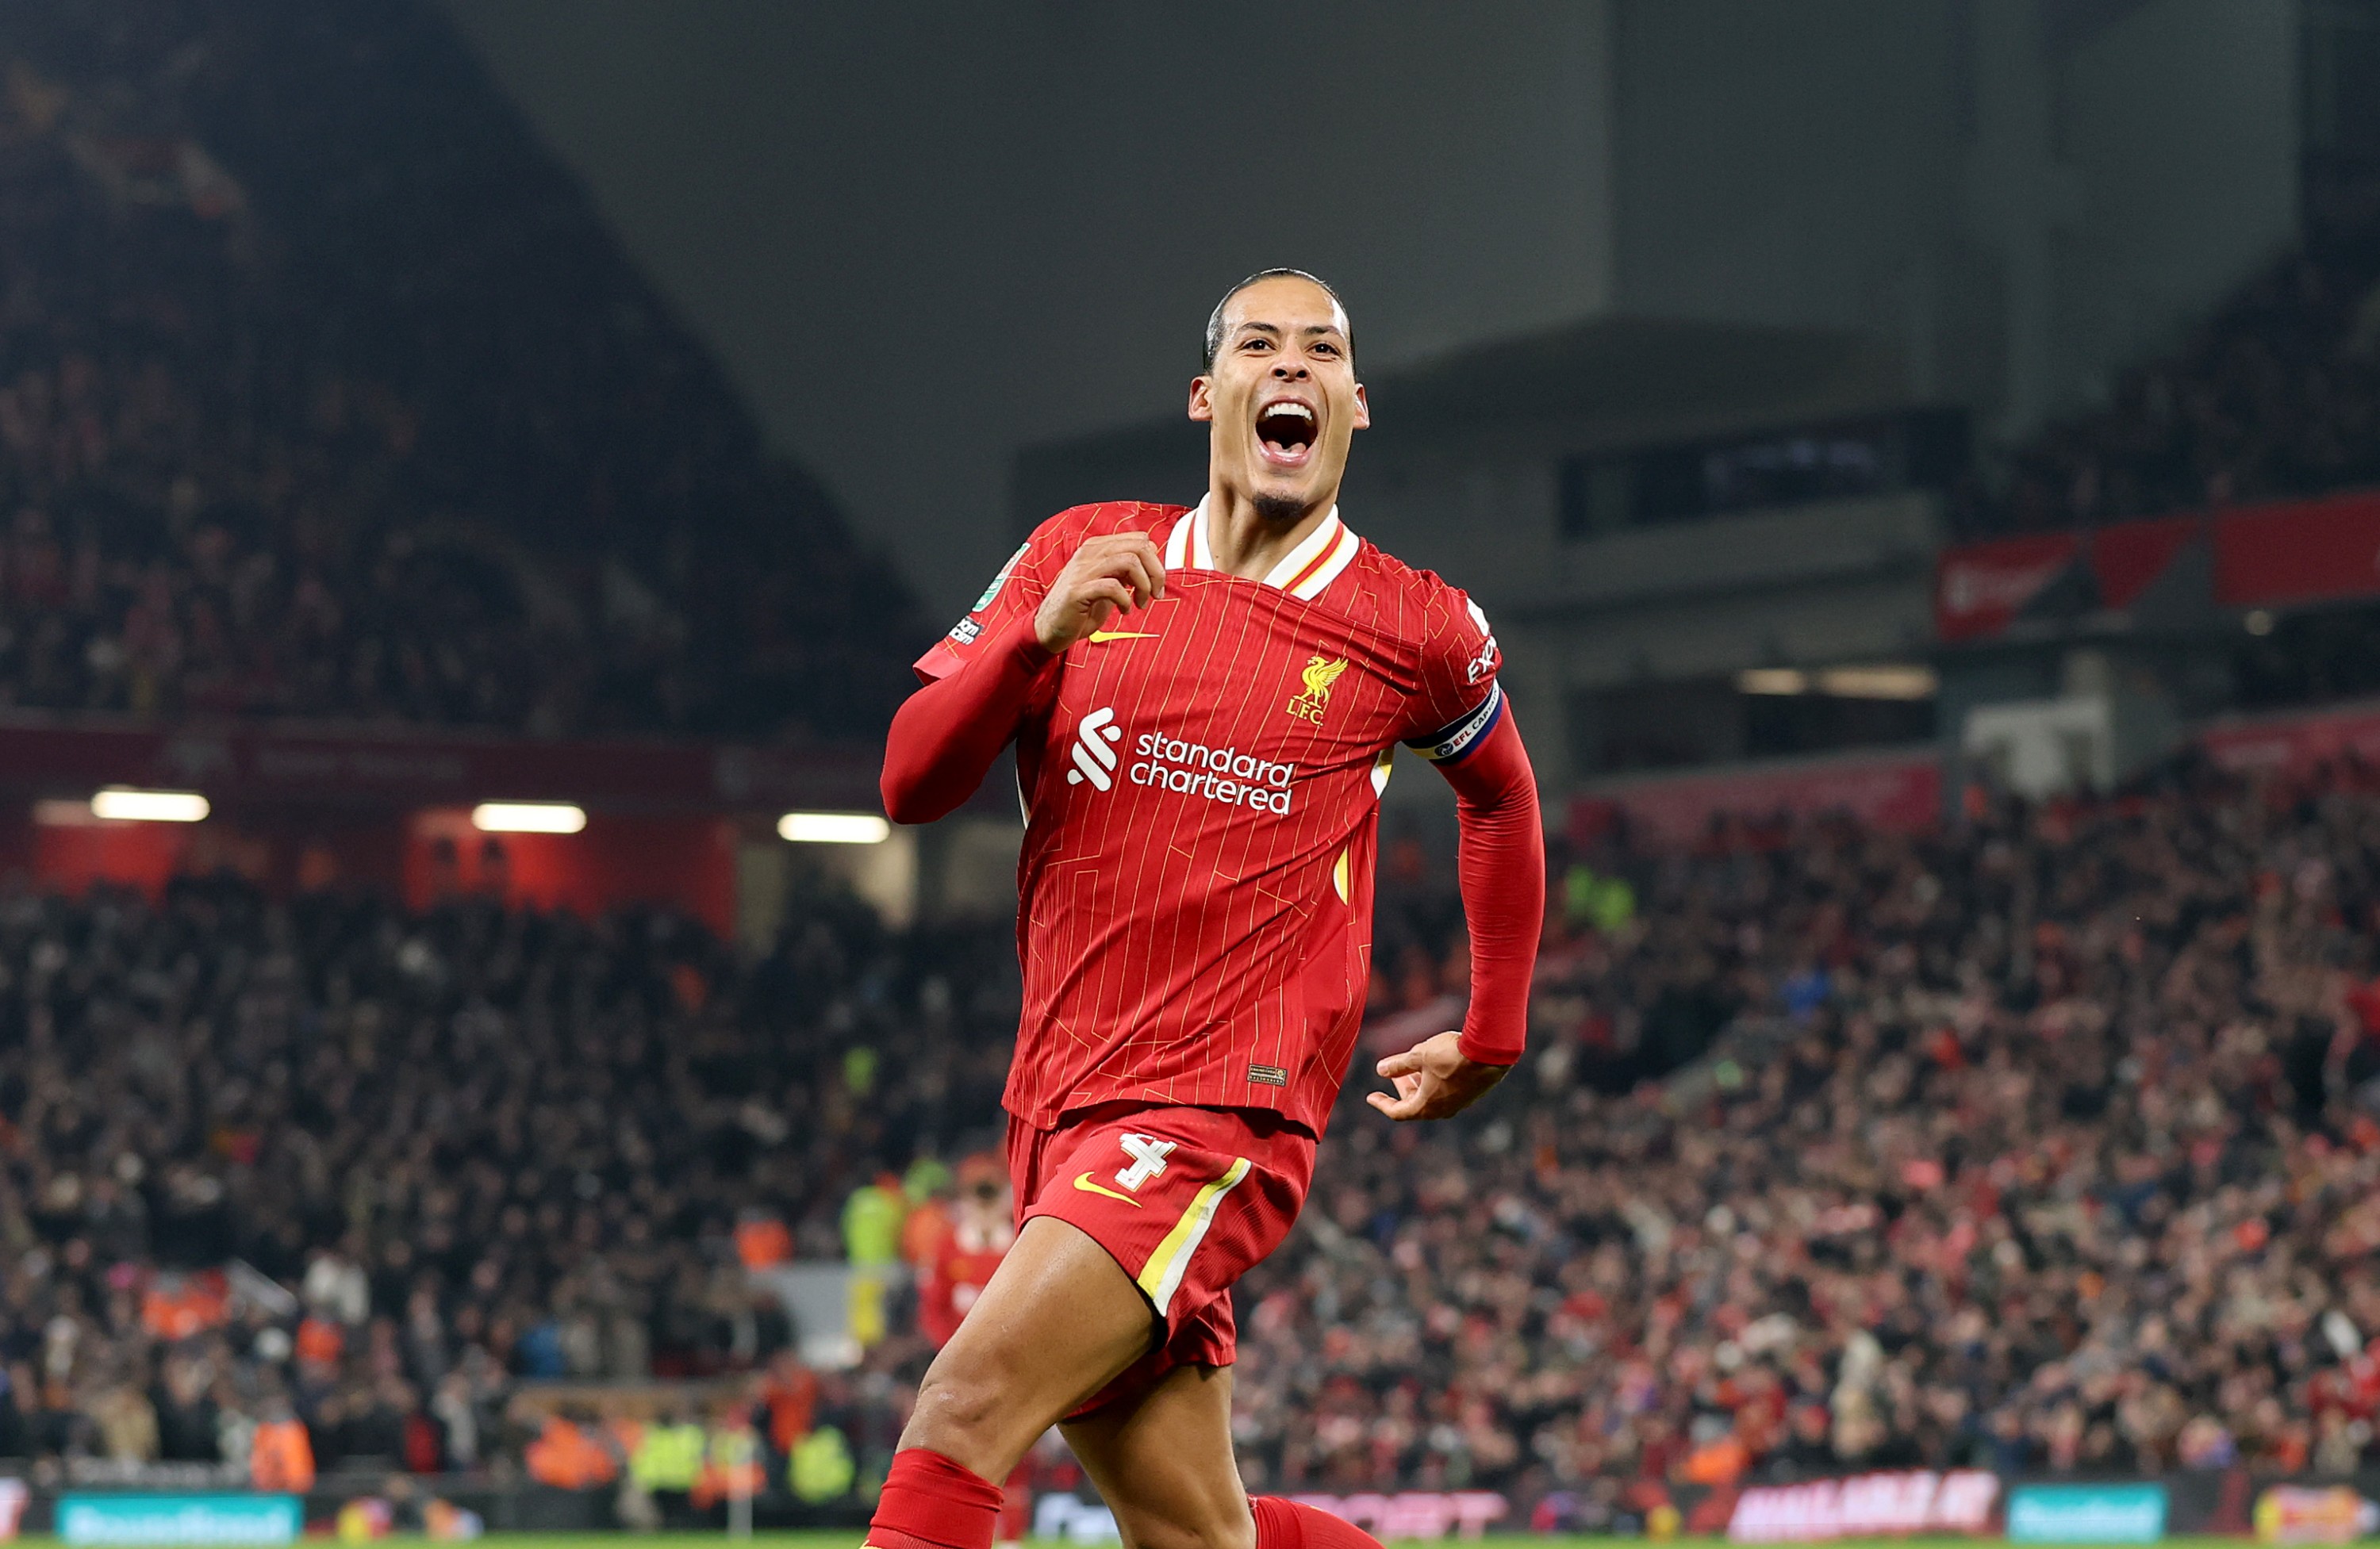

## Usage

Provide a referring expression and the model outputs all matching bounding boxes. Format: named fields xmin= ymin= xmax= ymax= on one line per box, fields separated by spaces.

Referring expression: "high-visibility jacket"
xmin=630 ymin=1421 xmax=705 ymax=1491
xmin=789 ymin=1426 xmax=855 ymax=1504
xmin=251 ymin=1418 xmax=315 ymax=1493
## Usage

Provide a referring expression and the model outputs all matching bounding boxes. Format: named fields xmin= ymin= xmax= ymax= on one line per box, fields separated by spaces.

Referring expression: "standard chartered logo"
xmin=1066 ymin=706 xmax=1123 ymax=790
xmin=1063 ymin=707 xmax=1296 ymax=813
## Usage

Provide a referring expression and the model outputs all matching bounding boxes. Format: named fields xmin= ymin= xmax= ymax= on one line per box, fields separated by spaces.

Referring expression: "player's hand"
xmin=1035 ymin=534 xmax=1165 ymax=653
xmin=1366 ymin=1030 xmax=1511 ymax=1121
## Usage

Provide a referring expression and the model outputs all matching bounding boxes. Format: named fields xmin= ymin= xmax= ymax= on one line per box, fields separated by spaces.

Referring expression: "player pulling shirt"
xmin=915 ymin=497 xmax=1516 ymax=1137
xmin=868 ymin=268 xmax=1542 ymax=1549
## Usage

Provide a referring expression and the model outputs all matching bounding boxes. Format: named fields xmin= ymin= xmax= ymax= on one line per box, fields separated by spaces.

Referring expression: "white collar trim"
xmin=1165 ymin=497 xmax=1360 ymax=601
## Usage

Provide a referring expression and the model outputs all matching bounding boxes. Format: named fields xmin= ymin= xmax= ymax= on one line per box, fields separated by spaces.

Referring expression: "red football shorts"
xmin=1008 ymin=1102 xmax=1316 ymax=1416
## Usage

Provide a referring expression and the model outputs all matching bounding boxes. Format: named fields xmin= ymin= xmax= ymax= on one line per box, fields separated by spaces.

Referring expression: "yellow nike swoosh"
xmin=1073 ymin=1171 xmax=1142 ymax=1206
xmin=1087 ymin=630 xmax=1159 ymax=643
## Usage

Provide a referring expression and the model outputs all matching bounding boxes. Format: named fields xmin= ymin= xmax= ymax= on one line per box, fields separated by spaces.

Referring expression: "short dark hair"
xmin=1202 ymin=268 xmax=1353 ymax=370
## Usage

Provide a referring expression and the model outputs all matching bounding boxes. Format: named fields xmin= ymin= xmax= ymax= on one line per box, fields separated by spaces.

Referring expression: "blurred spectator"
xmin=249 ymin=1398 xmax=313 ymax=1492
xmin=842 ymin=1175 xmax=909 ymax=1268
xmin=524 ymin=1409 xmax=616 ymax=1492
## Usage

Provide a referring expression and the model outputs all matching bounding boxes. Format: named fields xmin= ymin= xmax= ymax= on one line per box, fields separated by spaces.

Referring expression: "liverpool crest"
xmin=1286 ymin=655 xmax=1349 ymax=723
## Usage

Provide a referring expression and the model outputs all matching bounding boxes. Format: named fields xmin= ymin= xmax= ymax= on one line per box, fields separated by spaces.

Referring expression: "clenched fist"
xmin=1035 ymin=533 xmax=1166 ymax=654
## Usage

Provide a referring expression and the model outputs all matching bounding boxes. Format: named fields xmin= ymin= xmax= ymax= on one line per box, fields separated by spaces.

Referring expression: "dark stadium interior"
xmin=4 ymin=2 xmax=2380 ymax=1544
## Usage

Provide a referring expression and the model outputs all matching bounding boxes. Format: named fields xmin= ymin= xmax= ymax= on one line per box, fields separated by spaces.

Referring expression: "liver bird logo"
xmin=1286 ymin=655 xmax=1349 ymax=723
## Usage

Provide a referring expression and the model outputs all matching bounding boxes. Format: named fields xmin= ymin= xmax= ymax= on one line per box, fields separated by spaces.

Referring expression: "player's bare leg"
xmin=862 ymin=1216 xmax=1158 ymax=1549
xmin=1063 ymin=1363 xmax=1388 ymax=1549
xmin=900 ymin=1216 xmax=1156 ymax=1473
xmin=1061 ymin=1363 xmax=1251 ymax=1549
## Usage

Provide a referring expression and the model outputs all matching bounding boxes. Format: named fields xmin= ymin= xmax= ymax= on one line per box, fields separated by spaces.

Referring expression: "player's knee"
xmin=903 ymin=1365 xmax=1004 ymax=1450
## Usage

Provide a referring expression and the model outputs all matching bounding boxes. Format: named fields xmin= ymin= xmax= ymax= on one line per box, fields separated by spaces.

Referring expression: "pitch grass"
xmin=278 ymin=1536 xmax=2263 ymax=1549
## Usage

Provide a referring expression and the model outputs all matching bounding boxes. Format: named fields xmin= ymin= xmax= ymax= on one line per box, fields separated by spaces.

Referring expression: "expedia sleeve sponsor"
xmin=1406 ymin=681 xmax=1503 ymax=765
xmin=1130 ymin=730 xmax=1296 ymax=813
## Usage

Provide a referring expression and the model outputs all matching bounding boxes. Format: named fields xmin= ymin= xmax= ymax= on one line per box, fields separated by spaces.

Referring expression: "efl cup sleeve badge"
xmin=973 ymin=541 xmax=1029 ymax=612
xmin=1285 ymin=655 xmax=1349 ymax=724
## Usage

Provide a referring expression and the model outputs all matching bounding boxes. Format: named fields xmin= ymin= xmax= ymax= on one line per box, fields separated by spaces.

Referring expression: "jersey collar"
xmin=1163 ymin=496 xmax=1361 ymax=602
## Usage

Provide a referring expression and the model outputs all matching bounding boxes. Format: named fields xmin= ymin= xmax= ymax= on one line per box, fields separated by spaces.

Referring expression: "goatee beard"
xmin=1252 ymin=493 xmax=1308 ymax=525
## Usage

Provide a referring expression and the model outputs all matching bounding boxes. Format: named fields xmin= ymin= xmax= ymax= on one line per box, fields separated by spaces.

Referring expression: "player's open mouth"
xmin=1254 ymin=399 xmax=1318 ymax=467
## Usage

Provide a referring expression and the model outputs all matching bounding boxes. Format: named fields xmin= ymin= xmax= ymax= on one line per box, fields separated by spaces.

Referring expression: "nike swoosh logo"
xmin=1087 ymin=631 xmax=1159 ymax=643
xmin=1073 ymin=1171 xmax=1142 ymax=1206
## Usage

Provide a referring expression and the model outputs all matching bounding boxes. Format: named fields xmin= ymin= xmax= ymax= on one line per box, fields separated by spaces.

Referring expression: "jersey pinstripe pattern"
xmin=916 ymin=500 xmax=1503 ymax=1137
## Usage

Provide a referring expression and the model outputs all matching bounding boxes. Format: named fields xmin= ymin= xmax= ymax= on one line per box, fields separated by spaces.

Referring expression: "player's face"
xmin=1190 ymin=276 xmax=1368 ymax=519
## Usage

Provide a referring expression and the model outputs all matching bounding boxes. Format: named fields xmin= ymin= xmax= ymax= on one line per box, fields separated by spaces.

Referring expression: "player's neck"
xmin=1203 ymin=486 xmax=1336 ymax=581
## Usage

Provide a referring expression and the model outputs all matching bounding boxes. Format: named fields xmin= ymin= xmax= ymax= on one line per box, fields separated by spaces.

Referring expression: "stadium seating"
xmin=0 ymin=2 xmax=920 ymax=739
xmin=0 ymin=871 xmax=1016 ymax=1473
xmin=1231 ymin=757 xmax=2380 ymax=1502
xmin=1957 ymin=232 xmax=2380 ymax=538
xmin=6 ymin=756 xmax=2380 ymax=1497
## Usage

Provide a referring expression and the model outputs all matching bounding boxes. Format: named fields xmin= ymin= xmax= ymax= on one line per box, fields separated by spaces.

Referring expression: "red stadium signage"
xmin=1937 ymin=488 xmax=2380 ymax=645
xmin=2089 ymin=513 xmax=2204 ymax=611
xmin=1288 ymin=1492 xmax=1507 ymax=1542
xmin=1577 ymin=749 xmax=1943 ymax=845
xmin=1728 ymin=1470 xmax=1999 ymax=1542
xmin=2199 ymin=702 xmax=2380 ymax=776
xmin=1934 ymin=533 xmax=2081 ymax=642
xmin=2214 ymin=489 xmax=2380 ymax=608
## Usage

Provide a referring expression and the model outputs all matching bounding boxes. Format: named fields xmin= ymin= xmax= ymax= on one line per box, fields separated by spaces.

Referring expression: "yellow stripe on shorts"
xmin=1135 ymin=1156 xmax=1252 ymax=1316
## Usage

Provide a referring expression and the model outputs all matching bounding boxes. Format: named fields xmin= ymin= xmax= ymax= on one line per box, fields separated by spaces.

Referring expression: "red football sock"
xmin=1253 ymin=1496 xmax=1384 ymax=1549
xmin=866 ymin=1448 xmax=1004 ymax=1549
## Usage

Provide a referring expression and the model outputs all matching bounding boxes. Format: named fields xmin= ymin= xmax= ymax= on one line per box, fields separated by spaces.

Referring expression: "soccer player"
xmin=916 ymin=1156 xmax=1032 ymax=1549
xmin=875 ymin=269 xmax=1544 ymax=1549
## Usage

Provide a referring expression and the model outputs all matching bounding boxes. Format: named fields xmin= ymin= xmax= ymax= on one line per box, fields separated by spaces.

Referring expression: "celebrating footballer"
xmin=874 ymin=269 xmax=1545 ymax=1549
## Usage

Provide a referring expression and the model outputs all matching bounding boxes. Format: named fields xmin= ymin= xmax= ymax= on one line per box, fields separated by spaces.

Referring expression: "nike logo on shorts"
xmin=1072 ymin=1171 xmax=1142 ymax=1206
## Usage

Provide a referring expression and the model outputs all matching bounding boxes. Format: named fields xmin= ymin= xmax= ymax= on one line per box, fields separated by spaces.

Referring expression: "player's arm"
xmin=1367 ymin=705 xmax=1543 ymax=1120
xmin=880 ymin=532 xmax=1165 ymax=825
xmin=1370 ymin=595 xmax=1545 ymax=1122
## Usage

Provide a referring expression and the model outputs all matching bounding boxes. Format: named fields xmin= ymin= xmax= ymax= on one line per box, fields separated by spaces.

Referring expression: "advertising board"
xmin=2006 ymin=1483 xmax=2168 ymax=1543
xmin=1728 ymin=1469 xmax=1999 ymax=1542
xmin=2255 ymin=1485 xmax=2380 ymax=1545
xmin=55 ymin=1494 xmax=301 ymax=1547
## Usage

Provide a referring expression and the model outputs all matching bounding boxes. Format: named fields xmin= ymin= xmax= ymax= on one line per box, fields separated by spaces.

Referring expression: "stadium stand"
xmin=6 ymin=757 xmax=2380 ymax=1506
xmin=0 ymin=2 xmax=919 ymax=738
xmin=1956 ymin=232 xmax=2380 ymax=538
xmin=2 ymin=0 xmax=2378 ymax=1528
xmin=1239 ymin=760 xmax=2380 ymax=1505
xmin=0 ymin=873 xmax=1014 ymax=1474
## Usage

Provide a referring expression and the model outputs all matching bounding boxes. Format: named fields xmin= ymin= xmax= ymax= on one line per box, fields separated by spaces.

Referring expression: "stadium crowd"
xmin=2 ymin=0 xmax=2379 ymax=1519
xmin=1229 ymin=759 xmax=2380 ymax=1510
xmin=0 ymin=872 xmax=1012 ymax=1482
xmin=2 ymin=758 xmax=2379 ymax=1507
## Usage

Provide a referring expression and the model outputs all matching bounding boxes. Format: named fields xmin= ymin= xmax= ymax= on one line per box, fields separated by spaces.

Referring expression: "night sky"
xmin=439 ymin=2 xmax=1610 ymax=613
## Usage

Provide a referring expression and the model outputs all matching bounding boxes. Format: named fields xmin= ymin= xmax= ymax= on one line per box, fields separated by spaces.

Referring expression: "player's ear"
xmin=1188 ymin=375 xmax=1214 ymax=423
xmin=1351 ymin=381 xmax=1370 ymax=431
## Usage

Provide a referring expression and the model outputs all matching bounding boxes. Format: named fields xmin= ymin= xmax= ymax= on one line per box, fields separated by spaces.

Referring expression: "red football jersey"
xmin=919 ymin=1218 xmax=1014 ymax=1349
xmin=916 ymin=500 xmax=1504 ymax=1135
